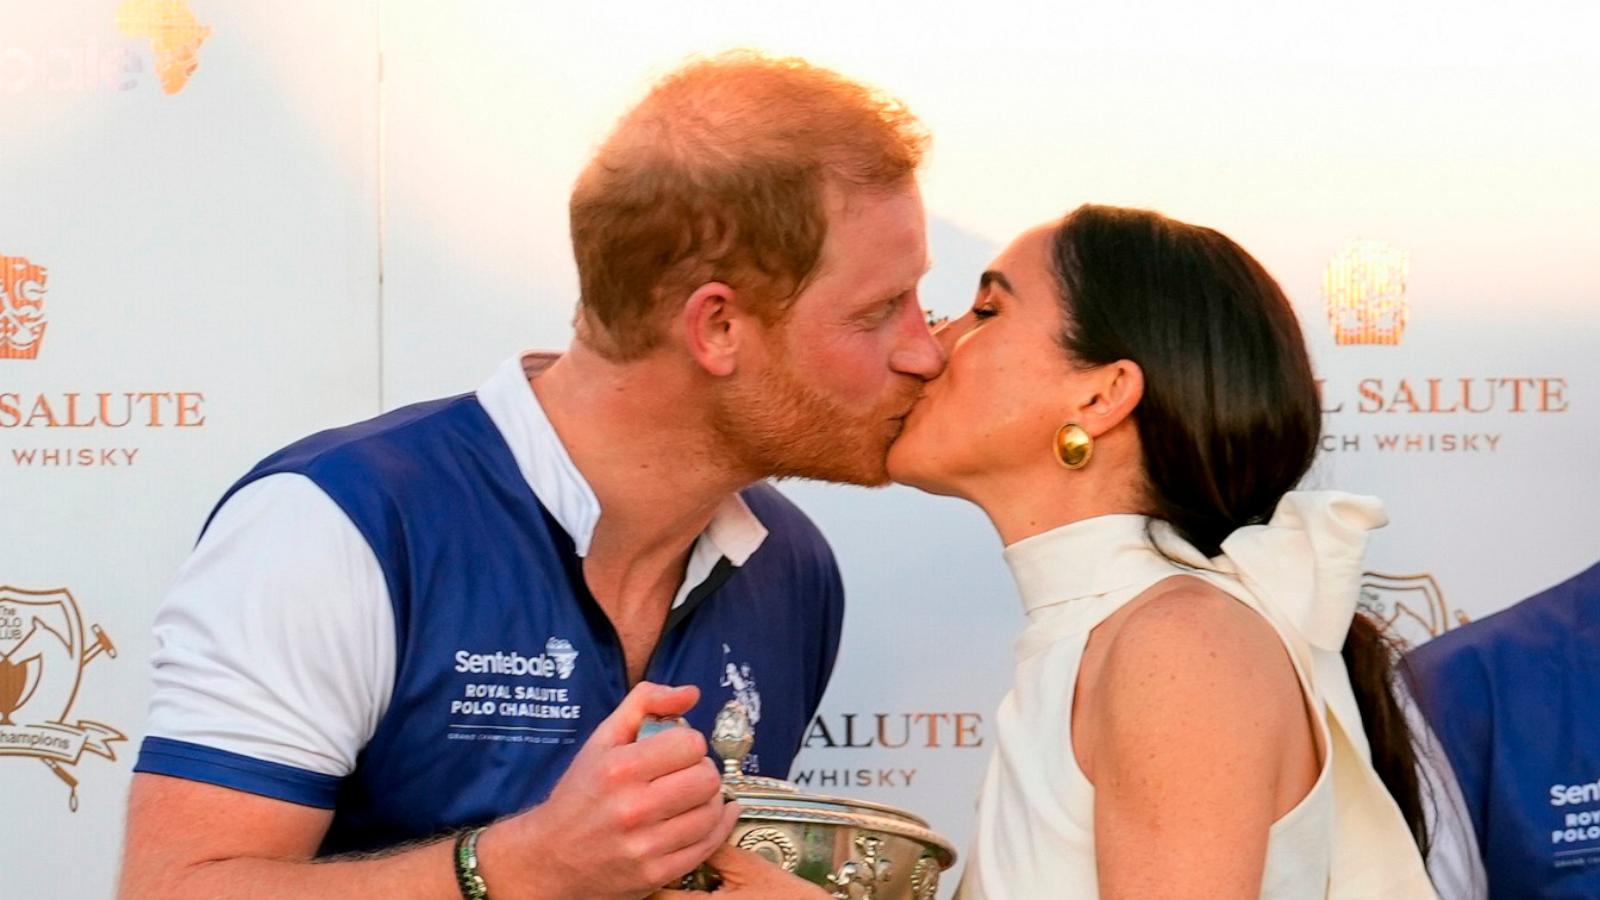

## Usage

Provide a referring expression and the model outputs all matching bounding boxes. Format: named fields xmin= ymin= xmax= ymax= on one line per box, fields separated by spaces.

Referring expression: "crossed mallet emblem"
xmin=40 ymin=625 xmax=118 ymax=810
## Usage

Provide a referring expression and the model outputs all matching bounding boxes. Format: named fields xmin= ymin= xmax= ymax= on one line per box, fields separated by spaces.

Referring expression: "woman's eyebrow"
xmin=979 ymin=269 xmax=1015 ymax=295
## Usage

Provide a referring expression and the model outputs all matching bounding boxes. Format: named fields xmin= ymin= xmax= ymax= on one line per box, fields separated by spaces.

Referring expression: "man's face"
xmin=714 ymin=182 xmax=944 ymax=486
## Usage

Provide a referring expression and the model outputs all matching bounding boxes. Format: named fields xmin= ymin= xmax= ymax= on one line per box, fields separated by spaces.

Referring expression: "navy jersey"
xmin=1407 ymin=561 xmax=1600 ymax=898
xmin=135 ymin=390 xmax=844 ymax=855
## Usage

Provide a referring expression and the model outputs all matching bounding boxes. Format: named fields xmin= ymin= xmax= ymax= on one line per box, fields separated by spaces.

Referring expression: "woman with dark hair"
xmin=658 ymin=205 xmax=1446 ymax=899
xmin=881 ymin=205 xmax=1438 ymax=898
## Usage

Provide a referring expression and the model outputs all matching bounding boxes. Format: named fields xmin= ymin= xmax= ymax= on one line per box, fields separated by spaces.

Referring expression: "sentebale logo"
xmin=0 ymin=0 xmax=211 ymax=96
xmin=115 ymin=0 xmax=211 ymax=96
xmin=454 ymin=638 xmax=579 ymax=681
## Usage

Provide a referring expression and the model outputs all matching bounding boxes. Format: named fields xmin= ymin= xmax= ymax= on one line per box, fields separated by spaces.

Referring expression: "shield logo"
xmin=1357 ymin=572 xmax=1468 ymax=652
xmin=0 ymin=585 xmax=124 ymax=811
xmin=0 ymin=587 xmax=83 ymax=727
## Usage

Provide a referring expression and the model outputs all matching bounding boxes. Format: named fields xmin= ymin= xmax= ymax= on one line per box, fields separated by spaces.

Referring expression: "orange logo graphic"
xmin=1358 ymin=572 xmax=1468 ymax=652
xmin=0 ymin=586 xmax=126 ymax=811
xmin=0 ymin=254 xmax=48 ymax=360
xmin=115 ymin=0 xmax=210 ymax=96
xmin=1323 ymin=239 xmax=1410 ymax=346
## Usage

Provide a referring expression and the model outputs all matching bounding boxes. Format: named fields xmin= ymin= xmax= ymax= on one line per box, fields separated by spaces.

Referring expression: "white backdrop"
xmin=3 ymin=1 xmax=1598 ymax=897
xmin=1 ymin=2 xmax=380 ymax=895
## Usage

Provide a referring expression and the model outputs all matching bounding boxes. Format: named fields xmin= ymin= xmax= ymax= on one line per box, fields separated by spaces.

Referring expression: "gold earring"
xmin=1054 ymin=423 xmax=1093 ymax=470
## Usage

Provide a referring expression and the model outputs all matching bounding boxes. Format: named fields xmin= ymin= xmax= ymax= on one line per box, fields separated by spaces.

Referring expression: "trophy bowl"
xmin=687 ymin=700 xmax=958 ymax=899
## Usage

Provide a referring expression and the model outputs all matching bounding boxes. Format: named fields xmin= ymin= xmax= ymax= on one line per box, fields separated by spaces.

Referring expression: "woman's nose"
xmin=926 ymin=310 xmax=964 ymax=351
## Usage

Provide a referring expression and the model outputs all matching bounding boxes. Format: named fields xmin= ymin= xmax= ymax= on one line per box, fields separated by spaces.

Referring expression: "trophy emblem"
xmin=0 ymin=655 xmax=39 ymax=725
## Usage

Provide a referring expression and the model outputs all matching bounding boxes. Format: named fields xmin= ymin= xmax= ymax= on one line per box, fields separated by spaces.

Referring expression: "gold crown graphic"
xmin=116 ymin=0 xmax=211 ymax=96
xmin=1322 ymin=239 xmax=1409 ymax=346
xmin=0 ymin=255 xmax=49 ymax=361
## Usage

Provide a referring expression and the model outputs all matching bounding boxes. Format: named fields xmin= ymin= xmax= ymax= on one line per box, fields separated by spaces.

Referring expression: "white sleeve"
xmin=141 ymin=473 xmax=395 ymax=792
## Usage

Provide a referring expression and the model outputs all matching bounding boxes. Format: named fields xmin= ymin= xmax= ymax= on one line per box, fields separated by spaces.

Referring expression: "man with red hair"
xmin=120 ymin=51 xmax=942 ymax=900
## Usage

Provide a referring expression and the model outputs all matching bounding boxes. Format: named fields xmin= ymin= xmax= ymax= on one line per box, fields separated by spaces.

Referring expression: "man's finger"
xmin=640 ymin=755 xmax=723 ymax=819
xmin=655 ymin=800 xmax=741 ymax=885
xmin=589 ymin=682 xmax=700 ymax=748
xmin=604 ymin=726 xmax=711 ymax=785
xmin=637 ymin=790 xmax=728 ymax=858
xmin=701 ymin=844 xmax=776 ymax=880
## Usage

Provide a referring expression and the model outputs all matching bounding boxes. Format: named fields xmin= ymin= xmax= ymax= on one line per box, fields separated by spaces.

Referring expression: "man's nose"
xmin=892 ymin=308 xmax=947 ymax=380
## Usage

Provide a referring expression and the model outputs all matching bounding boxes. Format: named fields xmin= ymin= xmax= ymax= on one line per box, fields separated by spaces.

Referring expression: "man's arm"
xmin=119 ymin=774 xmax=456 ymax=898
xmin=121 ymin=476 xmax=734 ymax=899
xmin=120 ymin=683 xmax=738 ymax=900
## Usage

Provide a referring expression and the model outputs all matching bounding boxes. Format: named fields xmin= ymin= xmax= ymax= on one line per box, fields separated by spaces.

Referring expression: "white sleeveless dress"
xmin=956 ymin=492 xmax=1437 ymax=899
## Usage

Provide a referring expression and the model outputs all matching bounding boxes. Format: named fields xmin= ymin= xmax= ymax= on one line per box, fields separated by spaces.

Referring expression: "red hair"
xmin=569 ymin=50 xmax=928 ymax=360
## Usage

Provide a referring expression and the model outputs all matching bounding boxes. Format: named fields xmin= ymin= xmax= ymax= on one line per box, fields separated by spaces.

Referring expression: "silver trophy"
xmin=685 ymin=700 xmax=958 ymax=899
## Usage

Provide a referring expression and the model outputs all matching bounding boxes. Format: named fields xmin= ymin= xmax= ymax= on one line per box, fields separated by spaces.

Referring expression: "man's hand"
xmin=649 ymin=846 xmax=833 ymax=899
xmin=478 ymin=682 xmax=739 ymax=900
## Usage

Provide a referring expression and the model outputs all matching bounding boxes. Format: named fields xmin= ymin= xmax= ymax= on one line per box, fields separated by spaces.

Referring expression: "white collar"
xmin=475 ymin=353 xmax=769 ymax=606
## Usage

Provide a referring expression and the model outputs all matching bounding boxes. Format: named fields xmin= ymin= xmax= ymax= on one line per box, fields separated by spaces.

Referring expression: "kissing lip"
xmin=894 ymin=389 xmax=931 ymax=421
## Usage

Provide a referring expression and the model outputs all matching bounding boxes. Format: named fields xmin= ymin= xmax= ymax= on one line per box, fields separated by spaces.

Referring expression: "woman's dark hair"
xmin=1048 ymin=204 xmax=1429 ymax=854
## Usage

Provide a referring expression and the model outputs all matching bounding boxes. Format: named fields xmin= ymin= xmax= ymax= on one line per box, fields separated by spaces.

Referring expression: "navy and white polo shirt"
xmin=1406 ymin=560 xmax=1600 ymax=898
xmin=134 ymin=354 xmax=845 ymax=855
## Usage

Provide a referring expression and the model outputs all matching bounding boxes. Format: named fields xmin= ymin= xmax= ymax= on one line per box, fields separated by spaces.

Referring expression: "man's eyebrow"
xmin=868 ymin=282 xmax=920 ymax=308
xmin=979 ymin=270 xmax=1015 ymax=294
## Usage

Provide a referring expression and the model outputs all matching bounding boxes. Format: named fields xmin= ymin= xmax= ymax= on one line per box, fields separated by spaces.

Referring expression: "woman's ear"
xmin=1076 ymin=359 xmax=1145 ymax=435
xmin=681 ymin=282 xmax=740 ymax=377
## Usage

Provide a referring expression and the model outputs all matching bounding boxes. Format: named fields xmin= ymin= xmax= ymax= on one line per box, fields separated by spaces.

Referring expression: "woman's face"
xmin=888 ymin=222 xmax=1093 ymax=496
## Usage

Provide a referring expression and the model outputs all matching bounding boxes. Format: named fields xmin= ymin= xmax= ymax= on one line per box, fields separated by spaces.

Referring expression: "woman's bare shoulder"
xmin=1091 ymin=574 xmax=1305 ymax=748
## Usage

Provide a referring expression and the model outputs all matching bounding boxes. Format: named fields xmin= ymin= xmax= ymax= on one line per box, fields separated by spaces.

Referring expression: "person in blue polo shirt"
xmin=118 ymin=51 xmax=944 ymax=900
xmin=1405 ymin=560 xmax=1600 ymax=899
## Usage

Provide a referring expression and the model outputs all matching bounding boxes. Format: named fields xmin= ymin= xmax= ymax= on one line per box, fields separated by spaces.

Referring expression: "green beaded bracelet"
xmin=453 ymin=826 xmax=490 ymax=900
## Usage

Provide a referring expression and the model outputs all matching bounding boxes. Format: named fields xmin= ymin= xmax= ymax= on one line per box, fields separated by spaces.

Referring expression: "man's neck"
xmin=527 ymin=346 xmax=753 ymax=614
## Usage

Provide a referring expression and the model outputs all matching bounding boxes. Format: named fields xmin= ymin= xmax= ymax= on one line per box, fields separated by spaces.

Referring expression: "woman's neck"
xmin=963 ymin=463 xmax=1147 ymax=547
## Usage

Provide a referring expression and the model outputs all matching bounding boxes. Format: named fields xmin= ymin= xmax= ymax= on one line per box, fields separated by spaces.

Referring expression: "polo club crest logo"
xmin=0 ymin=586 xmax=126 ymax=811
xmin=0 ymin=254 xmax=49 ymax=360
xmin=1357 ymin=571 xmax=1468 ymax=652
xmin=1322 ymin=239 xmax=1410 ymax=346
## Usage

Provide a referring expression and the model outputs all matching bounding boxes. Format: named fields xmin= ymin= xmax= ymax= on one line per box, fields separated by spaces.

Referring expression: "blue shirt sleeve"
xmin=136 ymin=737 xmax=343 ymax=808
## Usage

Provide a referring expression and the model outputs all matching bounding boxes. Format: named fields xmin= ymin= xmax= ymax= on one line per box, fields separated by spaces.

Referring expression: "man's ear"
xmin=1074 ymin=359 xmax=1145 ymax=435
xmin=681 ymin=282 xmax=742 ymax=377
